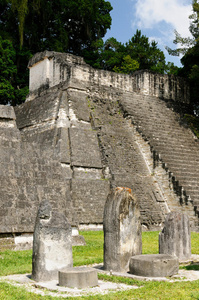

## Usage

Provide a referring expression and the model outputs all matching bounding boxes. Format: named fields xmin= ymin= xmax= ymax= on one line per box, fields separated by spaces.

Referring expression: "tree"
xmin=167 ymin=0 xmax=199 ymax=110
xmin=85 ymin=30 xmax=167 ymax=75
xmin=166 ymin=0 xmax=199 ymax=56
xmin=113 ymin=55 xmax=139 ymax=74
xmin=0 ymin=37 xmax=16 ymax=105
xmin=126 ymin=30 xmax=166 ymax=73
xmin=0 ymin=0 xmax=112 ymax=105
xmin=1 ymin=0 xmax=112 ymax=54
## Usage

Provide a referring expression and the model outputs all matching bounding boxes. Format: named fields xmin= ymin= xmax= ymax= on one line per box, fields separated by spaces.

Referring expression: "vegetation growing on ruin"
xmin=184 ymin=114 xmax=199 ymax=138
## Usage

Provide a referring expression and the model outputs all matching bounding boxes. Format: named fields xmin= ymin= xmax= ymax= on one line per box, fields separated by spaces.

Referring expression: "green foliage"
xmin=85 ymin=30 xmax=169 ymax=75
xmin=113 ymin=55 xmax=139 ymax=74
xmin=126 ymin=30 xmax=166 ymax=73
xmin=180 ymin=42 xmax=199 ymax=110
xmin=0 ymin=0 xmax=112 ymax=105
xmin=11 ymin=0 xmax=28 ymax=49
xmin=184 ymin=114 xmax=199 ymax=138
xmin=167 ymin=0 xmax=199 ymax=109
xmin=0 ymin=37 xmax=17 ymax=105
xmin=189 ymin=0 xmax=199 ymax=41
xmin=166 ymin=0 xmax=199 ymax=56
xmin=165 ymin=62 xmax=181 ymax=75
xmin=166 ymin=30 xmax=194 ymax=57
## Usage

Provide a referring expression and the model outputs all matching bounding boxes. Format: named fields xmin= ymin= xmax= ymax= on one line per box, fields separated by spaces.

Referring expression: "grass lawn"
xmin=0 ymin=231 xmax=198 ymax=299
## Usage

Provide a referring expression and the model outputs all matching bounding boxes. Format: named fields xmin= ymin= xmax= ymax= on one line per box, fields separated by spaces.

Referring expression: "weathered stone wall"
xmin=133 ymin=70 xmax=190 ymax=104
xmin=15 ymin=88 xmax=110 ymax=227
xmin=27 ymin=51 xmax=189 ymax=104
xmin=0 ymin=104 xmax=73 ymax=234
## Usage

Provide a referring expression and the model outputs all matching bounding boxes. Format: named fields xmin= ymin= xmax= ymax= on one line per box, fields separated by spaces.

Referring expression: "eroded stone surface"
xmin=159 ymin=212 xmax=191 ymax=260
xmin=129 ymin=254 xmax=179 ymax=277
xmin=103 ymin=187 xmax=142 ymax=272
xmin=32 ymin=200 xmax=73 ymax=282
xmin=59 ymin=267 xmax=98 ymax=288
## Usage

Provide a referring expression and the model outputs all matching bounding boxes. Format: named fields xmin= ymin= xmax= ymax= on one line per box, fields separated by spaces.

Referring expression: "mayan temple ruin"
xmin=0 ymin=50 xmax=198 ymax=248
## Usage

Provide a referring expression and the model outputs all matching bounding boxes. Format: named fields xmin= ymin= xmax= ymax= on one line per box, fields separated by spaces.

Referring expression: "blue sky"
xmin=104 ymin=0 xmax=193 ymax=67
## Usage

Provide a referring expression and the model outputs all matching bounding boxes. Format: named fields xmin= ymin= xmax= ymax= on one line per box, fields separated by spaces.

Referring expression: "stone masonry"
xmin=0 ymin=50 xmax=199 ymax=240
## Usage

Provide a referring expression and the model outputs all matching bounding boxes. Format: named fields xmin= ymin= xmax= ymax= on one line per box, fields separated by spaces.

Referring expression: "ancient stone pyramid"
xmin=0 ymin=51 xmax=198 ymax=241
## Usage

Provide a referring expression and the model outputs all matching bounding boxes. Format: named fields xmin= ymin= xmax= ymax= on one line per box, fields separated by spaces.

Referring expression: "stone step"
xmin=161 ymin=153 xmax=199 ymax=162
xmin=160 ymin=156 xmax=199 ymax=165
xmin=152 ymin=136 xmax=198 ymax=145
xmin=177 ymin=178 xmax=199 ymax=185
xmin=149 ymin=142 xmax=197 ymax=154
xmin=120 ymin=91 xmax=199 ymax=228
xmin=172 ymin=173 xmax=199 ymax=182
xmin=165 ymin=163 xmax=199 ymax=172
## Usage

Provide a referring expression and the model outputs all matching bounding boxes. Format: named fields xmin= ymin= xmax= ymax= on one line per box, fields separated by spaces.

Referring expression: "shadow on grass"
xmin=181 ymin=263 xmax=199 ymax=271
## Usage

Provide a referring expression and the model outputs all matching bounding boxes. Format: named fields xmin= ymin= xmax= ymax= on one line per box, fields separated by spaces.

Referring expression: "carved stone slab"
xmin=103 ymin=187 xmax=142 ymax=272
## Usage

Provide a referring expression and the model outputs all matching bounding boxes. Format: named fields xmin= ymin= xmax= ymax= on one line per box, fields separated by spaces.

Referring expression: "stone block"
xmin=61 ymin=164 xmax=72 ymax=179
xmin=59 ymin=267 xmax=98 ymax=289
xmin=54 ymin=128 xmax=71 ymax=163
xmin=70 ymin=128 xmax=102 ymax=168
xmin=32 ymin=200 xmax=73 ymax=282
xmin=72 ymin=179 xmax=110 ymax=223
xmin=68 ymin=90 xmax=90 ymax=122
xmin=0 ymin=105 xmax=16 ymax=120
xmin=73 ymin=167 xmax=102 ymax=179
xmin=103 ymin=187 xmax=142 ymax=272
xmin=129 ymin=254 xmax=179 ymax=277
xmin=159 ymin=212 xmax=191 ymax=260
xmin=14 ymin=91 xmax=60 ymax=129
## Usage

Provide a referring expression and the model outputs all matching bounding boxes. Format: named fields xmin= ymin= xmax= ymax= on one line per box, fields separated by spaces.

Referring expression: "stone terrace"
xmin=119 ymin=92 xmax=199 ymax=229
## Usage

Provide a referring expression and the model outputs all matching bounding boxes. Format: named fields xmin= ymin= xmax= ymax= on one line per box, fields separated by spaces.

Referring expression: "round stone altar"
xmin=129 ymin=254 xmax=179 ymax=277
xmin=59 ymin=267 xmax=98 ymax=289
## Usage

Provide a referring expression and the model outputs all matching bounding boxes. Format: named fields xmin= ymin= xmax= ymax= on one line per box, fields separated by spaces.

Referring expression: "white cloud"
xmin=132 ymin=0 xmax=192 ymax=40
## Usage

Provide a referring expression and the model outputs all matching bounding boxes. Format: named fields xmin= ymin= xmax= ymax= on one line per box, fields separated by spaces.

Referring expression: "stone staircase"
xmin=119 ymin=92 xmax=199 ymax=228
xmin=89 ymin=92 xmax=168 ymax=230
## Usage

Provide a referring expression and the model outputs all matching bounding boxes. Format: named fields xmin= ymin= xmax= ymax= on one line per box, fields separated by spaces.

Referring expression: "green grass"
xmin=0 ymin=231 xmax=198 ymax=299
xmin=73 ymin=231 xmax=103 ymax=266
xmin=190 ymin=232 xmax=199 ymax=254
xmin=142 ymin=231 xmax=159 ymax=254
xmin=0 ymin=250 xmax=32 ymax=276
xmin=0 ymin=282 xmax=55 ymax=300
xmin=0 ymin=231 xmax=198 ymax=276
xmin=0 ymin=278 xmax=199 ymax=300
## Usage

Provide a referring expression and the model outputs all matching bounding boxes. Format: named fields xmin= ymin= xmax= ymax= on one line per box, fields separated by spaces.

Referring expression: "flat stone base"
xmin=129 ymin=254 xmax=179 ymax=277
xmin=59 ymin=267 xmax=98 ymax=289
